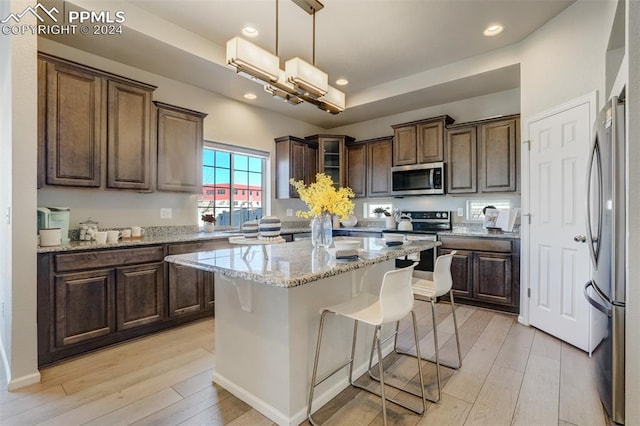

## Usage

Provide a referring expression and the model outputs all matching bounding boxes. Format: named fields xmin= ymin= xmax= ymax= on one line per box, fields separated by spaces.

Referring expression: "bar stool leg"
xmin=430 ymin=299 xmax=442 ymax=402
xmin=375 ymin=326 xmax=388 ymax=425
xmin=450 ymin=292 xmax=463 ymax=368
xmin=393 ymin=321 xmax=400 ymax=354
xmin=348 ymin=320 xmax=359 ymax=385
xmin=410 ymin=310 xmax=427 ymax=412
xmin=308 ymin=310 xmax=329 ymax=426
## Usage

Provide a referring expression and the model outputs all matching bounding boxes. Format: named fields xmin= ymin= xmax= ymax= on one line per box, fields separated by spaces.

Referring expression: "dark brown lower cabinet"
xmin=38 ymin=242 xmax=220 ymax=367
xmin=116 ymin=262 xmax=165 ymax=330
xmin=54 ymin=269 xmax=115 ymax=348
xmin=439 ymin=236 xmax=520 ymax=313
xmin=166 ymin=241 xmax=227 ymax=318
xmin=204 ymin=272 xmax=215 ymax=309
xmin=439 ymin=249 xmax=473 ymax=299
xmin=473 ymin=251 xmax=512 ymax=305
xmin=168 ymin=263 xmax=204 ymax=317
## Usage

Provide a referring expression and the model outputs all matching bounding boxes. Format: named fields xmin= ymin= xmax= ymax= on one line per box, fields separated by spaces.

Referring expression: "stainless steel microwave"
xmin=391 ymin=162 xmax=445 ymax=196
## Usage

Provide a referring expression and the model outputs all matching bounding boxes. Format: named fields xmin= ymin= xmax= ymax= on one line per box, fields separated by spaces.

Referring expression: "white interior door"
xmin=527 ymin=97 xmax=594 ymax=352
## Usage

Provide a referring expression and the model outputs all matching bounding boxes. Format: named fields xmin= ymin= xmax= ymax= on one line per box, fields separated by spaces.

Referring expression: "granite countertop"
xmin=36 ymin=230 xmax=242 ymax=253
xmin=36 ymin=226 xmax=391 ymax=253
xmin=165 ymin=238 xmax=440 ymax=288
xmin=438 ymin=227 xmax=520 ymax=239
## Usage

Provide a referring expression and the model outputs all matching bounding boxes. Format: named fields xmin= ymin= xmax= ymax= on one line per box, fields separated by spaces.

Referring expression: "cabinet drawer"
xmin=168 ymin=239 xmax=232 ymax=255
xmin=439 ymin=236 xmax=512 ymax=253
xmin=54 ymin=246 xmax=165 ymax=272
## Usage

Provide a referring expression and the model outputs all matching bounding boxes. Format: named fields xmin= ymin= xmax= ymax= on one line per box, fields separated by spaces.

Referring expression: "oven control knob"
xmin=442 ymin=212 xmax=447 ymax=218
xmin=435 ymin=212 xmax=441 ymax=218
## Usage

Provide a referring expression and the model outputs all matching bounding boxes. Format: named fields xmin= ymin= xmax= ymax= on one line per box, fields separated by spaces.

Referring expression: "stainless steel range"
xmin=383 ymin=211 xmax=452 ymax=272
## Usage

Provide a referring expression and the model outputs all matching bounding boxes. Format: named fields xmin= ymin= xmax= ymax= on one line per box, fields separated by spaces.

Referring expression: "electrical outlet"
xmin=160 ymin=208 xmax=172 ymax=219
xmin=457 ymin=208 xmax=464 ymax=217
xmin=286 ymin=208 xmax=293 ymax=217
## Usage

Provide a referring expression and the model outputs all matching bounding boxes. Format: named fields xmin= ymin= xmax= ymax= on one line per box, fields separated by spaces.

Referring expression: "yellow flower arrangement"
xmin=290 ymin=173 xmax=355 ymax=220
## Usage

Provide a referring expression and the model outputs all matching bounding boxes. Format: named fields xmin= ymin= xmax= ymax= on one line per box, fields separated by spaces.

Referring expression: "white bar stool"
xmin=307 ymin=263 xmax=426 ymax=426
xmin=391 ymin=250 xmax=462 ymax=403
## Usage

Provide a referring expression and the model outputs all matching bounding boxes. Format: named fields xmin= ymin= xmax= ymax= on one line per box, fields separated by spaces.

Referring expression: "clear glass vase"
xmin=311 ymin=213 xmax=333 ymax=248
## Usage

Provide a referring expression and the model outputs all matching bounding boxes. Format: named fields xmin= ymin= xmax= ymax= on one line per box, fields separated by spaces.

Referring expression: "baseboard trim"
xmin=8 ymin=371 xmax=41 ymax=391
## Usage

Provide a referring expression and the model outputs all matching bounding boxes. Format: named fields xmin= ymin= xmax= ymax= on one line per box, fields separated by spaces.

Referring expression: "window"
xmin=199 ymin=143 xmax=268 ymax=227
xmin=364 ymin=202 xmax=393 ymax=218
xmin=466 ymin=199 xmax=512 ymax=221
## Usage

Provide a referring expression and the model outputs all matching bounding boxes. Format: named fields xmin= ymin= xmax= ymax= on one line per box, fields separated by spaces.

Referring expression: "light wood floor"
xmin=0 ymin=302 xmax=607 ymax=426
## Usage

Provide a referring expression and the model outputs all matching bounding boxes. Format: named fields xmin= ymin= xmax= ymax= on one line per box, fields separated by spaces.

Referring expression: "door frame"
xmin=520 ymin=91 xmax=598 ymax=326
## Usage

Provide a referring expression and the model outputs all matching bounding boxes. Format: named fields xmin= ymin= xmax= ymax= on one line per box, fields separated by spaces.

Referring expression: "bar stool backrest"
xmin=379 ymin=262 xmax=418 ymax=323
xmin=433 ymin=250 xmax=457 ymax=297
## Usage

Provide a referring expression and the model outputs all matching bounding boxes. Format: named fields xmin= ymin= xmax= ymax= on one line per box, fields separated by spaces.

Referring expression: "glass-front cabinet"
xmin=305 ymin=135 xmax=354 ymax=188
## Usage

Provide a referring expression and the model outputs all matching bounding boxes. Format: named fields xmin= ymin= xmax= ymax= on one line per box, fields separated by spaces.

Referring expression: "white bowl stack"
xmin=259 ymin=216 xmax=281 ymax=237
xmin=333 ymin=239 xmax=361 ymax=251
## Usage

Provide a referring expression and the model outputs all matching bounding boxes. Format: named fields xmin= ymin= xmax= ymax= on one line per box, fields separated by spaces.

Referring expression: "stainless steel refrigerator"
xmin=583 ymin=96 xmax=626 ymax=424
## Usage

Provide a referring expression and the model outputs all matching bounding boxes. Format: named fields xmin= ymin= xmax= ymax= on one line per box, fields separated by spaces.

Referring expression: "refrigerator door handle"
xmin=584 ymin=280 xmax=612 ymax=317
xmin=585 ymin=134 xmax=603 ymax=266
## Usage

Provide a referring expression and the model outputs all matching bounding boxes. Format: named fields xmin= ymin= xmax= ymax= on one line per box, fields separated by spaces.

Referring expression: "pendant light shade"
xmin=226 ymin=37 xmax=280 ymax=83
xmin=317 ymin=85 xmax=345 ymax=114
xmin=285 ymin=57 xmax=328 ymax=98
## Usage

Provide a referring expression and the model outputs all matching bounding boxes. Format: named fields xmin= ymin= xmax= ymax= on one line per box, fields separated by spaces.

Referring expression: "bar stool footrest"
xmin=366 ymin=369 xmax=441 ymax=404
xmin=352 ymin=381 xmax=426 ymax=415
xmin=394 ymin=347 xmax=461 ymax=370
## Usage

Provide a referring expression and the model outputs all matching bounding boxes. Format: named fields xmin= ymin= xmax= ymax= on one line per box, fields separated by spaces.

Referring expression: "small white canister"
xmin=39 ymin=228 xmax=62 ymax=247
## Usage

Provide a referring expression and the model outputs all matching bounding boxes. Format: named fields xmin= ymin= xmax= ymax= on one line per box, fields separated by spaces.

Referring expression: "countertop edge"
xmin=165 ymin=240 xmax=440 ymax=288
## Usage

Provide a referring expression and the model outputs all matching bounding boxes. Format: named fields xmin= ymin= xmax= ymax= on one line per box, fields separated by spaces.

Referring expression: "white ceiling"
xmin=42 ymin=0 xmax=575 ymax=128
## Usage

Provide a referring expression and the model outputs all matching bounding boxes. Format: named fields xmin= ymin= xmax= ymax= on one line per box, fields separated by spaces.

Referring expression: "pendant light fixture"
xmin=226 ymin=0 xmax=345 ymax=114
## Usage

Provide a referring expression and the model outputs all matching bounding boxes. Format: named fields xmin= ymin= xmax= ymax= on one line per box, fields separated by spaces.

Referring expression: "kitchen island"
xmin=165 ymin=237 xmax=439 ymax=426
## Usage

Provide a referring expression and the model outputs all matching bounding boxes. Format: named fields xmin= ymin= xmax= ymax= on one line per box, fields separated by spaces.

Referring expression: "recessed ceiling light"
xmin=335 ymin=78 xmax=349 ymax=86
xmin=242 ymin=26 xmax=259 ymax=37
xmin=244 ymin=93 xmax=257 ymax=100
xmin=483 ymin=24 xmax=504 ymax=37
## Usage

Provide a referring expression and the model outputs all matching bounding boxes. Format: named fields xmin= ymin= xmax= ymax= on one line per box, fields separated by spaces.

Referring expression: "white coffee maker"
xmin=37 ymin=207 xmax=70 ymax=243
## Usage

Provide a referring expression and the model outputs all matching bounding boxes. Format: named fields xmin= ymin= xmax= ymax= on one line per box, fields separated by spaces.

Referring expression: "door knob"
xmin=574 ymin=234 xmax=587 ymax=242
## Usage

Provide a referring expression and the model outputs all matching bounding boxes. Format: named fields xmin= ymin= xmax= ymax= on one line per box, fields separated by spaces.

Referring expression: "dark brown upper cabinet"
xmin=155 ymin=102 xmax=207 ymax=193
xmin=345 ymin=137 xmax=392 ymax=198
xmin=107 ymin=81 xmax=154 ymax=190
xmin=479 ymin=118 xmax=519 ymax=193
xmin=446 ymin=126 xmax=478 ymax=194
xmin=275 ymin=136 xmax=318 ymax=198
xmin=346 ymin=143 xmax=367 ymax=198
xmin=366 ymin=137 xmax=393 ymax=197
xmin=446 ymin=115 xmax=520 ymax=194
xmin=42 ymin=59 xmax=103 ymax=187
xmin=392 ymin=115 xmax=454 ymax=166
xmin=38 ymin=53 xmax=157 ymax=191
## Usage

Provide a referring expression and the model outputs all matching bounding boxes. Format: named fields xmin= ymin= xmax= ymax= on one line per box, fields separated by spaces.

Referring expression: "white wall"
xmin=520 ymin=1 xmax=614 ymax=118
xmin=3 ymin=0 xmax=40 ymax=389
xmin=0 ymin=0 xmax=12 ymax=379
xmin=37 ymin=38 xmax=325 ymax=229
xmin=330 ymin=88 xmax=520 ymax=141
